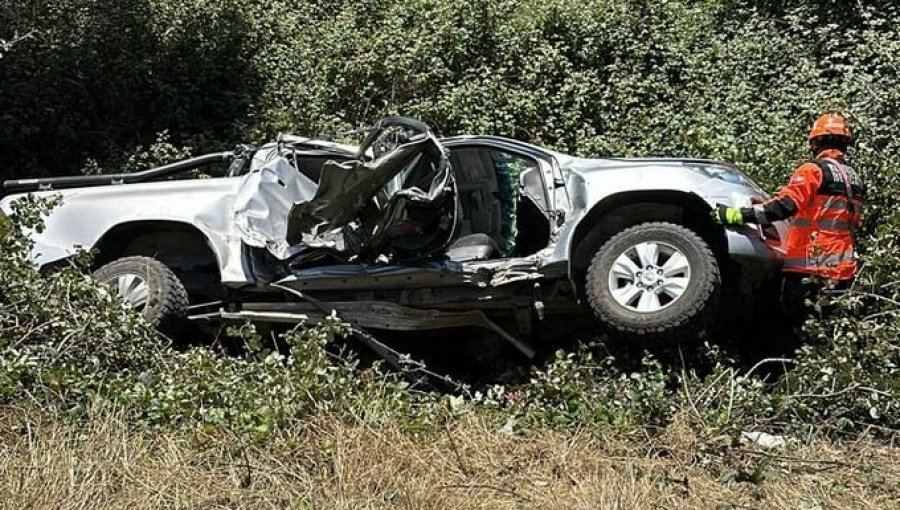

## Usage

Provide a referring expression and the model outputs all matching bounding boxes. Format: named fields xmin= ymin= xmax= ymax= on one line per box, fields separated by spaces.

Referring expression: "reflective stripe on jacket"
xmin=744 ymin=149 xmax=864 ymax=280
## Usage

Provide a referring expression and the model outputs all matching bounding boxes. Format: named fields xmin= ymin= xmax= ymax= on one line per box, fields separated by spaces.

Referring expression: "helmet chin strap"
xmin=810 ymin=141 xmax=824 ymax=157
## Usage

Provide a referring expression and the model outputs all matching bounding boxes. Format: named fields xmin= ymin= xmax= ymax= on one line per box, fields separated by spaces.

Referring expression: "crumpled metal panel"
xmin=465 ymin=255 xmax=546 ymax=287
xmin=274 ymin=253 xmax=547 ymax=292
xmin=232 ymin=155 xmax=317 ymax=260
xmin=286 ymin=138 xmax=430 ymax=242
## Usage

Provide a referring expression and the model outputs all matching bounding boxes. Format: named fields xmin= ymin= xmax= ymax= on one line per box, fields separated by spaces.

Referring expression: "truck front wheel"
xmin=585 ymin=222 xmax=720 ymax=341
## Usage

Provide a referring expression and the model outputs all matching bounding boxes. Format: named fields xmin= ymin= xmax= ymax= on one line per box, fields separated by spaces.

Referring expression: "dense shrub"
xmin=1 ymin=1 xmax=898 ymax=439
xmin=1 ymin=1 xmax=899 ymax=218
xmin=0 ymin=195 xmax=161 ymax=405
xmin=0 ymin=199 xmax=441 ymax=434
xmin=780 ymin=217 xmax=900 ymax=432
xmin=2 ymin=195 xmax=897 ymax=438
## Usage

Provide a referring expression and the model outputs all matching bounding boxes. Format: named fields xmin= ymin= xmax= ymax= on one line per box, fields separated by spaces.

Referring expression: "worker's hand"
xmin=711 ymin=204 xmax=744 ymax=225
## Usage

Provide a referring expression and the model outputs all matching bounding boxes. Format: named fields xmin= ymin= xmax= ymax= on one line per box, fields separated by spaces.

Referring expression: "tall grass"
xmin=2 ymin=407 xmax=898 ymax=510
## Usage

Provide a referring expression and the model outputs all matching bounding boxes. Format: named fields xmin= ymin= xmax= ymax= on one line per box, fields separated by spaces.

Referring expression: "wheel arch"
xmin=91 ymin=221 xmax=223 ymax=297
xmin=568 ymin=190 xmax=727 ymax=291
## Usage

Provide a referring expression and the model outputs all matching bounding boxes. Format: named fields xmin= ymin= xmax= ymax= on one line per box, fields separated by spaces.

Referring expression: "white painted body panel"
xmin=0 ymin=177 xmax=255 ymax=285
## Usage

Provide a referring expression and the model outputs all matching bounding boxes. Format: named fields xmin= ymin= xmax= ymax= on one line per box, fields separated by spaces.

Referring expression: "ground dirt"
xmin=1 ymin=409 xmax=897 ymax=510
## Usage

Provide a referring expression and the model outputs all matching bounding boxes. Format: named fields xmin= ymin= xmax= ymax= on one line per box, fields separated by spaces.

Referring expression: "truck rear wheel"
xmin=585 ymin=222 xmax=720 ymax=341
xmin=93 ymin=256 xmax=189 ymax=337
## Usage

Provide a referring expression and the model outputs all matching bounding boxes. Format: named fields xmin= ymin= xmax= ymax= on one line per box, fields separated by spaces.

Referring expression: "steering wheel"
xmin=354 ymin=116 xmax=431 ymax=161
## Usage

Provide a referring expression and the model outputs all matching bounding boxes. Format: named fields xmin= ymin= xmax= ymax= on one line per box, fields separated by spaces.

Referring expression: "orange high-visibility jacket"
xmin=740 ymin=149 xmax=865 ymax=280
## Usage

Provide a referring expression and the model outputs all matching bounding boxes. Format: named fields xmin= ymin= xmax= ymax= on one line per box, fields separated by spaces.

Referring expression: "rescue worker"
xmin=713 ymin=113 xmax=865 ymax=314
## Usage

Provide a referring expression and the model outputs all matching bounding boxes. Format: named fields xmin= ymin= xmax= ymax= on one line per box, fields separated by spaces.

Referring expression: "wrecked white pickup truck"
xmin=1 ymin=117 xmax=784 ymax=355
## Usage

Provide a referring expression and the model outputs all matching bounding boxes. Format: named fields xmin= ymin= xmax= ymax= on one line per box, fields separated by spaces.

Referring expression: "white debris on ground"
xmin=499 ymin=417 xmax=516 ymax=436
xmin=740 ymin=431 xmax=787 ymax=449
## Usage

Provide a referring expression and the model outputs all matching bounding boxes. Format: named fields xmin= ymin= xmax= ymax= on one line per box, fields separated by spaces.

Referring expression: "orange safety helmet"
xmin=809 ymin=113 xmax=852 ymax=142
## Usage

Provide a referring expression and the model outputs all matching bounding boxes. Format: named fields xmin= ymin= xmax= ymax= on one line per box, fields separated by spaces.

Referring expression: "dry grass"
xmin=1 ymin=409 xmax=897 ymax=510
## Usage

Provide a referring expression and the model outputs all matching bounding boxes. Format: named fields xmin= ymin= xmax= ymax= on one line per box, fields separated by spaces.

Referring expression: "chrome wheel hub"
xmin=109 ymin=274 xmax=150 ymax=311
xmin=607 ymin=241 xmax=692 ymax=313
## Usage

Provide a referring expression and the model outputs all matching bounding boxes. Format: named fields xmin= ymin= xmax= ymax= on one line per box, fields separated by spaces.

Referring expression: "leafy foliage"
xmin=1 ymin=0 xmax=898 ymax=441
xmin=782 ymin=218 xmax=900 ymax=431
xmin=0 ymin=199 xmax=440 ymax=434
xmin=1 ymin=1 xmax=899 ymax=219
xmin=0 ymin=195 xmax=160 ymax=405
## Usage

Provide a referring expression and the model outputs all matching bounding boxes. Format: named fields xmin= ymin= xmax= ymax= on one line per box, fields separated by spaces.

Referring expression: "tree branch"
xmin=0 ymin=29 xmax=35 ymax=58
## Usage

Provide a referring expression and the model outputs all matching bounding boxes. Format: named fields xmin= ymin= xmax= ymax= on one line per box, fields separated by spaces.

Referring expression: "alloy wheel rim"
xmin=109 ymin=273 xmax=150 ymax=311
xmin=607 ymin=241 xmax=691 ymax=313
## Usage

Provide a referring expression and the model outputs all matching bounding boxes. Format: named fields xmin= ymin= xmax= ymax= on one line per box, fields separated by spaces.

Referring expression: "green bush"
xmin=0 ymin=198 xmax=441 ymax=435
xmin=486 ymin=344 xmax=671 ymax=430
xmin=777 ymin=217 xmax=900 ymax=432
xmin=1 ymin=0 xmax=898 ymax=439
xmin=0 ymin=195 xmax=161 ymax=405
xmin=2 ymin=0 xmax=900 ymax=221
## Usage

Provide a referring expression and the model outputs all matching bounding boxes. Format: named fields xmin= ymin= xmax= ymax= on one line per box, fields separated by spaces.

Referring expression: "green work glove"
xmin=712 ymin=204 xmax=744 ymax=225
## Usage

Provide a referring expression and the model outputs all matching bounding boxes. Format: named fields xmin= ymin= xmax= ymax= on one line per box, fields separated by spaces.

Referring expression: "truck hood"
xmin=565 ymin=157 xmax=762 ymax=190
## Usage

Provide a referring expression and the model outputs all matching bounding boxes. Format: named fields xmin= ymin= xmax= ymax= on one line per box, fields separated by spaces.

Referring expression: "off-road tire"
xmin=93 ymin=256 xmax=189 ymax=338
xmin=585 ymin=222 xmax=720 ymax=341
